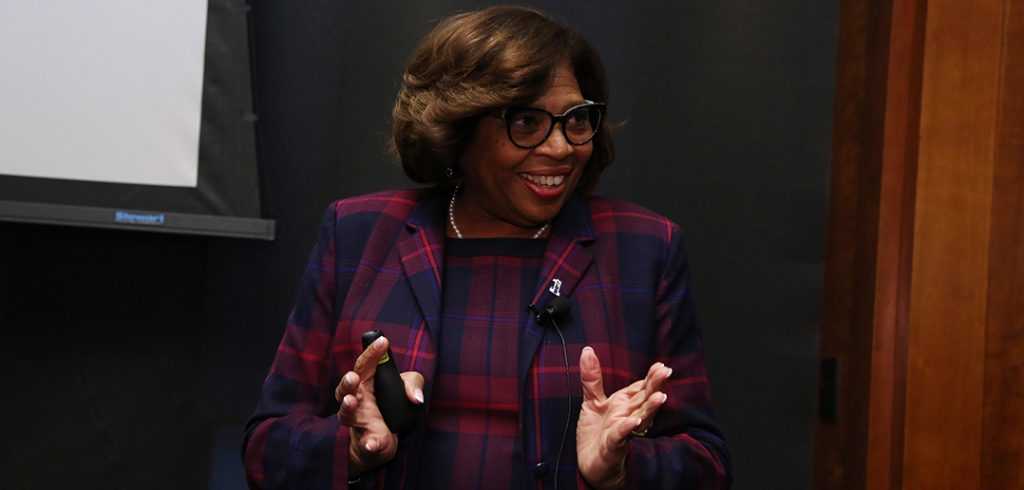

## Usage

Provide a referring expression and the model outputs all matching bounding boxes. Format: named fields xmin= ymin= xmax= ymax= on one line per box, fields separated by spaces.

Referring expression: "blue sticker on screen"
xmin=114 ymin=211 xmax=166 ymax=226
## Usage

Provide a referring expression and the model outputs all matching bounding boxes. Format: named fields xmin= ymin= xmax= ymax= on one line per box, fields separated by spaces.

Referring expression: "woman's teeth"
xmin=520 ymin=173 xmax=565 ymax=187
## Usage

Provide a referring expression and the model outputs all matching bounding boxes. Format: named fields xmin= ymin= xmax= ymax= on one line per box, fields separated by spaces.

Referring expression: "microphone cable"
xmin=550 ymin=316 xmax=572 ymax=490
xmin=529 ymin=298 xmax=573 ymax=490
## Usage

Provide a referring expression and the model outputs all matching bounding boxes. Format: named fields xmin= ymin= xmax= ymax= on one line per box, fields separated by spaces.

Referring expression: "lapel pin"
xmin=549 ymin=278 xmax=563 ymax=296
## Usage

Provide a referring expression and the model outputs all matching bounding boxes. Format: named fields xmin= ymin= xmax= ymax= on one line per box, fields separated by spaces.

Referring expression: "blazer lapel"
xmin=394 ymin=189 xmax=595 ymax=389
xmin=519 ymin=193 xmax=595 ymax=385
xmin=398 ymin=188 xmax=447 ymax=349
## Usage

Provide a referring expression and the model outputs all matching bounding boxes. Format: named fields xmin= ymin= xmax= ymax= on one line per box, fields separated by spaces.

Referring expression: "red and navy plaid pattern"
xmin=418 ymin=238 xmax=544 ymax=489
xmin=244 ymin=188 xmax=732 ymax=489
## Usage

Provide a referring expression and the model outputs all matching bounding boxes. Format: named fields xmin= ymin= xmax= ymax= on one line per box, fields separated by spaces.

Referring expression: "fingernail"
xmin=659 ymin=392 xmax=669 ymax=403
xmin=413 ymin=387 xmax=424 ymax=404
xmin=365 ymin=440 xmax=377 ymax=452
xmin=374 ymin=336 xmax=386 ymax=347
xmin=343 ymin=373 xmax=354 ymax=385
xmin=636 ymin=417 xmax=643 ymax=427
xmin=666 ymin=368 xmax=673 ymax=378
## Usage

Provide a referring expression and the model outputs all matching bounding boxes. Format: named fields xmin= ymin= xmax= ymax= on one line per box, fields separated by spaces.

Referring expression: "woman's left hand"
xmin=576 ymin=346 xmax=671 ymax=489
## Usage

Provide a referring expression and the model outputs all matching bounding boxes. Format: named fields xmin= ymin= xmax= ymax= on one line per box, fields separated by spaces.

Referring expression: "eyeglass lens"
xmin=505 ymin=104 xmax=602 ymax=148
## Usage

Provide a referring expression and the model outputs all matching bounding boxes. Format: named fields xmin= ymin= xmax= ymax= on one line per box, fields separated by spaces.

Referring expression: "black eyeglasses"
xmin=492 ymin=101 xmax=606 ymax=149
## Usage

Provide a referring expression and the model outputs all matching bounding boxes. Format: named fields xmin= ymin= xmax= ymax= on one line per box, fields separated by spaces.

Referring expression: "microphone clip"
xmin=528 ymin=297 xmax=571 ymax=327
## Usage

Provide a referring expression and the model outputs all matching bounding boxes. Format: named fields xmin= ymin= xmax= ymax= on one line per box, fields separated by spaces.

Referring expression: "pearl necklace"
xmin=447 ymin=184 xmax=550 ymax=239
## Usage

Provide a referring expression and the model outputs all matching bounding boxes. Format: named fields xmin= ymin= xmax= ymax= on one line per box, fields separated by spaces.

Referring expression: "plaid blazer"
xmin=244 ymin=187 xmax=731 ymax=489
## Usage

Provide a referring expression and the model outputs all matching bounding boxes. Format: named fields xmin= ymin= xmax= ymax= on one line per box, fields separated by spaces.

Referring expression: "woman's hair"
xmin=391 ymin=6 xmax=614 ymax=193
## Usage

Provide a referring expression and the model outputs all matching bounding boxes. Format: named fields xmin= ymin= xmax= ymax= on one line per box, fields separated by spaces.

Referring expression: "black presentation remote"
xmin=361 ymin=329 xmax=416 ymax=435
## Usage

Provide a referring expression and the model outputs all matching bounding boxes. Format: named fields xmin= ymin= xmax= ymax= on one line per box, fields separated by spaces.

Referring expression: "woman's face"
xmin=455 ymin=60 xmax=593 ymax=237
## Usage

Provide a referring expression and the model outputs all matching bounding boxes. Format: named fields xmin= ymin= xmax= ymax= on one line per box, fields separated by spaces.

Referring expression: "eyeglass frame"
xmin=489 ymin=100 xmax=606 ymax=150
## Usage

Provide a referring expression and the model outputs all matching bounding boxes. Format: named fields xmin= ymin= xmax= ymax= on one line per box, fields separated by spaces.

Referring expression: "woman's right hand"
xmin=335 ymin=335 xmax=425 ymax=478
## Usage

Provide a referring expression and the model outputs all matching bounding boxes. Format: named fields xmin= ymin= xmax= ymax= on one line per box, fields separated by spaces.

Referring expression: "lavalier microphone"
xmin=527 ymin=296 xmax=573 ymax=489
xmin=530 ymin=297 xmax=572 ymax=327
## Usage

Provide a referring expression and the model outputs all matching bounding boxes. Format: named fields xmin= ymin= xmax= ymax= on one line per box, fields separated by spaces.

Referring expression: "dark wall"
xmin=0 ymin=2 xmax=836 ymax=489
xmin=0 ymin=226 xmax=209 ymax=489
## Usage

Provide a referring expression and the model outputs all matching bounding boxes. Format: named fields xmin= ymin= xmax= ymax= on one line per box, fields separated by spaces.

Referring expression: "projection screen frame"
xmin=0 ymin=0 xmax=275 ymax=241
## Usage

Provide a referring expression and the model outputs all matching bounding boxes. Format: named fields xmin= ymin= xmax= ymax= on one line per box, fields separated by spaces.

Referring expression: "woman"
xmin=244 ymin=6 xmax=731 ymax=489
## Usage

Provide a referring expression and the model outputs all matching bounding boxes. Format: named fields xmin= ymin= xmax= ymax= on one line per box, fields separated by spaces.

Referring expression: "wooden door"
xmin=814 ymin=1 xmax=1024 ymax=489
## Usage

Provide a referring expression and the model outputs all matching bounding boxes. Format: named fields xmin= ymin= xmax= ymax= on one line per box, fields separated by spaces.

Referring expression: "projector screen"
xmin=0 ymin=0 xmax=273 ymax=240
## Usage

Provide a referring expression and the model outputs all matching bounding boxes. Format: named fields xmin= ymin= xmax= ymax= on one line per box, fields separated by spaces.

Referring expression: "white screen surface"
xmin=0 ymin=1 xmax=207 ymax=187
